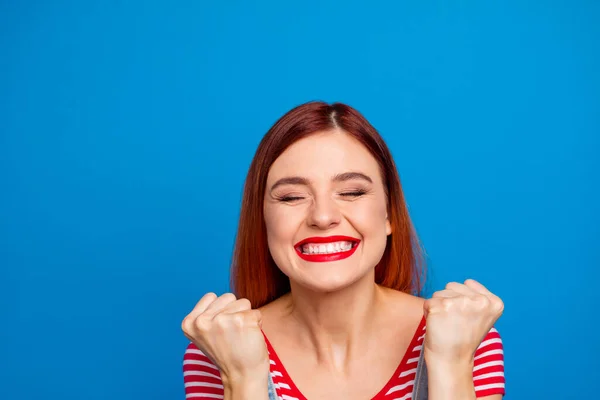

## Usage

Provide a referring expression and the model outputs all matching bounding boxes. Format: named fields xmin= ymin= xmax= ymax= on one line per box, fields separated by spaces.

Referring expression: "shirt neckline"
xmin=261 ymin=315 xmax=426 ymax=400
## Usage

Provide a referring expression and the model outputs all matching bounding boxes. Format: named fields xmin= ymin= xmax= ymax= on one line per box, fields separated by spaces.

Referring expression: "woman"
xmin=181 ymin=101 xmax=505 ymax=400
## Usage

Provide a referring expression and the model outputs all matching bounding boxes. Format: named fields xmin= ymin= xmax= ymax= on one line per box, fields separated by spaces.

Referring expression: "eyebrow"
xmin=333 ymin=172 xmax=373 ymax=184
xmin=270 ymin=171 xmax=373 ymax=192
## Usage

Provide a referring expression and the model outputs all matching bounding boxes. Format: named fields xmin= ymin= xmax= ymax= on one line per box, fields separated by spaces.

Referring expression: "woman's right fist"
xmin=181 ymin=292 xmax=270 ymax=382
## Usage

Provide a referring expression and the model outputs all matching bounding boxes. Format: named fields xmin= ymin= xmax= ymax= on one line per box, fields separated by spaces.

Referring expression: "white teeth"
xmin=300 ymin=241 xmax=355 ymax=255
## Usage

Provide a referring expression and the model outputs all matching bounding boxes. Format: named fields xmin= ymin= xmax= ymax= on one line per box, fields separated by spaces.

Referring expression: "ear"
xmin=385 ymin=214 xmax=392 ymax=236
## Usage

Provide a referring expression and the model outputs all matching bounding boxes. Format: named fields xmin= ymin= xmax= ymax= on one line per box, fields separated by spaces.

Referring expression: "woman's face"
xmin=263 ymin=130 xmax=392 ymax=293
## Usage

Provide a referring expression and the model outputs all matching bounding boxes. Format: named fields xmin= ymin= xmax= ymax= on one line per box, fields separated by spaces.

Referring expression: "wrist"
xmin=424 ymin=353 xmax=475 ymax=400
xmin=424 ymin=350 xmax=474 ymax=370
xmin=221 ymin=371 xmax=269 ymax=400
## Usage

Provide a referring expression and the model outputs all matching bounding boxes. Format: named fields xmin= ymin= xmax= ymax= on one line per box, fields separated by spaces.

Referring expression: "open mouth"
xmin=294 ymin=235 xmax=360 ymax=262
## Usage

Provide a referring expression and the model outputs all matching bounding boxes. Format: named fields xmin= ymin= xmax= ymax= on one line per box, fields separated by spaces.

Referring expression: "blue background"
xmin=1 ymin=1 xmax=598 ymax=399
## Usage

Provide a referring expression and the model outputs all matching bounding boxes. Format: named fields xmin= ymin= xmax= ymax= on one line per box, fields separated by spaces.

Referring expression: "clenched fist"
xmin=423 ymin=279 xmax=504 ymax=364
xmin=181 ymin=292 xmax=270 ymax=383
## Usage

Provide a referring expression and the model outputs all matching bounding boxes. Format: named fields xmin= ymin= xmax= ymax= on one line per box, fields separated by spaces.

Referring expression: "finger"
xmin=465 ymin=279 xmax=504 ymax=314
xmin=445 ymin=281 xmax=475 ymax=296
xmin=432 ymin=289 xmax=461 ymax=298
xmin=187 ymin=292 xmax=218 ymax=319
xmin=221 ymin=298 xmax=252 ymax=314
xmin=464 ymin=279 xmax=492 ymax=295
xmin=203 ymin=292 xmax=238 ymax=317
xmin=240 ymin=309 xmax=263 ymax=328
xmin=423 ymin=298 xmax=444 ymax=318
xmin=218 ymin=309 xmax=263 ymax=329
xmin=181 ymin=292 xmax=218 ymax=334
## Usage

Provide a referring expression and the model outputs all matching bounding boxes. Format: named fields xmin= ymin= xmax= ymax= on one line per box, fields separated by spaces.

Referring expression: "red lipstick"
xmin=294 ymin=235 xmax=360 ymax=263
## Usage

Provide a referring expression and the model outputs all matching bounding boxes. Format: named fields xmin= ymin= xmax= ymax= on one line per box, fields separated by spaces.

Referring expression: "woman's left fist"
xmin=423 ymin=279 xmax=504 ymax=363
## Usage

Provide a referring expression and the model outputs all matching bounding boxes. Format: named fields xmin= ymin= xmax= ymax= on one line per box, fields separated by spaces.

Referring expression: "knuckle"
xmin=424 ymin=298 xmax=438 ymax=312
xmin=194 ymin=315 xmax=212 ymax=332
xmin=459 ymin=295 xmax=471 ymax=308
xmin=203 ymin=292 xmax=217 ymax=301
xmin=181 ymin=315 xmax=193 ymax=333
xmin=221 ymin=292 xmax=237 ymax=302
xmin=230 ymin=313 xmax=246 ymax=328
xmin=238 ymin=298 xmax=251 ymax=309
xmin=212 ymin=312 xmax=228 ymax=325
xmin=494 ymin=297 xmax=505 ymax=313
xmin=474 ymin=294 xmax=490 ymax=310
xmin=211 ymin=317 xmax=228 ymax=333
xmin=441 ymin=297 xmax=454 ymax=311
xmin=180 ymin=320 xmax=189 ymax=334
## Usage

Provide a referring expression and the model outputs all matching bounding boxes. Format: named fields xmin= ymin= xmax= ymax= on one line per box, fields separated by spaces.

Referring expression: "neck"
xmin=283 ymin=273 xmax=385 ymax=372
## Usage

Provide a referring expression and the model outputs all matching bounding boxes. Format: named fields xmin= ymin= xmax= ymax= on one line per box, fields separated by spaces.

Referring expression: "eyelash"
xmin=341 ymin=189 xmax=367 ymax=197
xmin=277 ymin=189 xmax=367 ymax=202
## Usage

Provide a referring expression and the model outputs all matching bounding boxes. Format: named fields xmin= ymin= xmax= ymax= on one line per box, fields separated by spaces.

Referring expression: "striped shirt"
xmin=183 ymin=317 xmax=505 ymax=399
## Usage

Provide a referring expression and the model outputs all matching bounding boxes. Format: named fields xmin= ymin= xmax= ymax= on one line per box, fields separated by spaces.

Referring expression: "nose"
xmin=307 ymin=195 xmax=341 ymax=230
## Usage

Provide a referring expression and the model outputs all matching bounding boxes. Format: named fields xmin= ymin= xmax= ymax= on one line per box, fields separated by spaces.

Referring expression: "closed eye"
xmin=276 ymin=189 xmax=367 ymax=202
xmin=277 ymin=195 xmax=305 ymax=202
xmin=340 ymin=190 xmax=367 ymax=197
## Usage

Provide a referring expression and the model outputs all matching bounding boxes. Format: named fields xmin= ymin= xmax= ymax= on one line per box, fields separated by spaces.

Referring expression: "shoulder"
xmin=257 ymin=293 xmax=292 ymax=333
xmin=258 ymin=292 xmax=291 ymax=314
xmin=379 ymin=286 xmax=425 ymax=321
xmin=472 ymin=327 xmax=506 ymax=397
xmin=474 ymin=327 xmax=504 ymax=366
xmin=182 ymin=343 xmax=224 ymax=397
xmin=373 ymin=288 xmax=426 ymax=346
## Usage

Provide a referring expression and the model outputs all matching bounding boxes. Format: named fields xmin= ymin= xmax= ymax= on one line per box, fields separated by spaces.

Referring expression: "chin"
xmin=273 ymin=252 xmax=378 ymax=294
xmin=293 ymin=267 xmax=370 ymax=294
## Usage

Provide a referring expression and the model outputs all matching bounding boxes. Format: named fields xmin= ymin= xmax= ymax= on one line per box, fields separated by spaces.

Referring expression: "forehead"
xmin=267 ymin=130 xmax=381 ymax=181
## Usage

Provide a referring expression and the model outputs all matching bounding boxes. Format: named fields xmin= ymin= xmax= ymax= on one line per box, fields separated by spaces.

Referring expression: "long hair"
xmin=230 ymin=101 xmax=426 ymax=307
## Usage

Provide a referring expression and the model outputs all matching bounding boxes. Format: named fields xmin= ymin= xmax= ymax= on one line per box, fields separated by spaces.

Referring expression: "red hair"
xmin=230 ymin=101 xmax=426 ymax=307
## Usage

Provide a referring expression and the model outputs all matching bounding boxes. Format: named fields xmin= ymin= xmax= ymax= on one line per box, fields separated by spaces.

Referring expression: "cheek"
xmin=350 ymin=200 xmax=389 ymax=236
xmin=264 ymin=206 xmax=302 ymax=253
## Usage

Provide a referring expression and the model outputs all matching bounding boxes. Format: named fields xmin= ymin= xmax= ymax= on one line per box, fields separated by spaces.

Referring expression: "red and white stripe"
xmin=471 ymin=327 xmax=505 ymax=398
xmin=182 ymin=320 xmax=505 ymax=399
